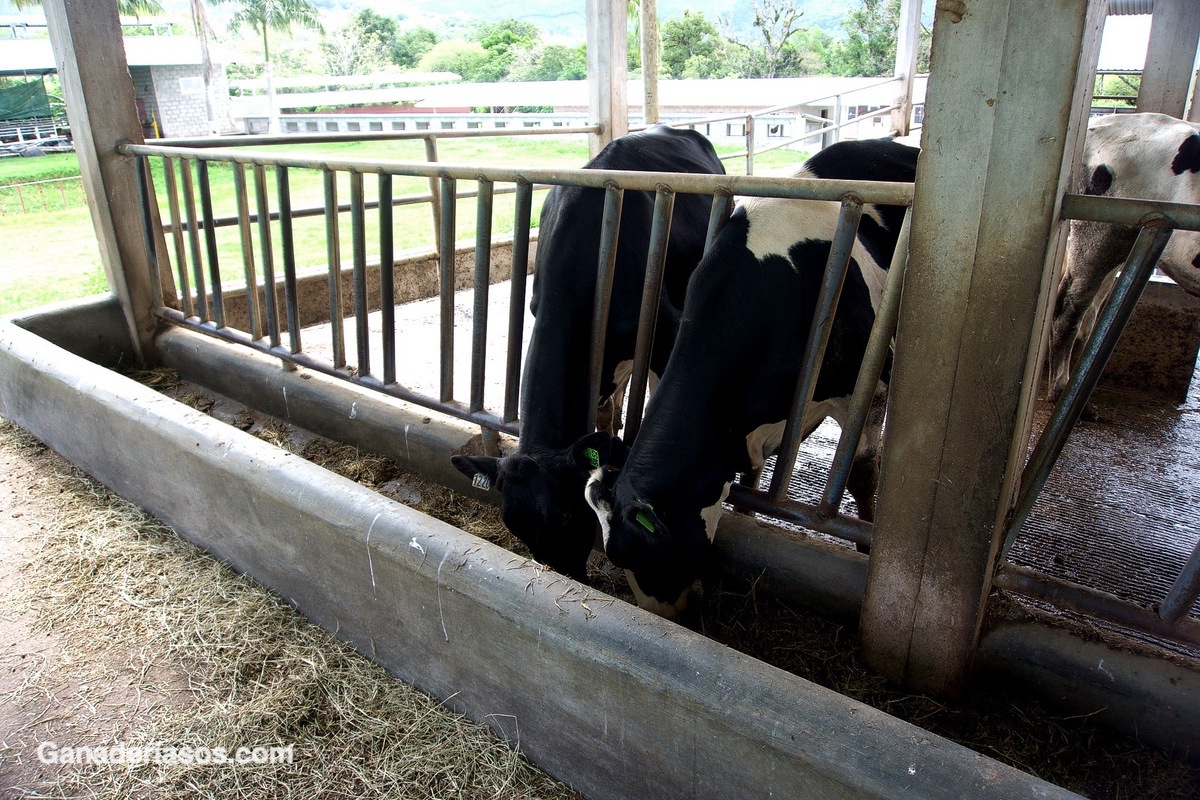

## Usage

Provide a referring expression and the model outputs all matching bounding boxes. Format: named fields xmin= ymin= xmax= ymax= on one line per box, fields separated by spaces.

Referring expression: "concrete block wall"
xmin=149 ymin=64 xmax=217 ymax=138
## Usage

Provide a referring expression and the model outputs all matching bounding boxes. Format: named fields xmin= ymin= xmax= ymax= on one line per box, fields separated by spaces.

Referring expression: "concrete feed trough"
xmin=0 ymin=296 xmax=1084 ymax=799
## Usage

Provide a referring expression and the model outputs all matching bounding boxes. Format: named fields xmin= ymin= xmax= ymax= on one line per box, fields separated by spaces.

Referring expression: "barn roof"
xmin=0 ymin=35 xmax=207 ymax=77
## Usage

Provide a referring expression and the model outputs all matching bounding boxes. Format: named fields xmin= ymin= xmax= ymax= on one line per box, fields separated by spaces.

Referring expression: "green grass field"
xmin=0 ymin=135 xmax=810 ymax=317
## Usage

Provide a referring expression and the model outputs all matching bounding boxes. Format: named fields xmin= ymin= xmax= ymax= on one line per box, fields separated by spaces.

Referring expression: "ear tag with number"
xmin=585 ymin=447 xmax=601 ymax=469
xmin=635 ymin=511 xmax=657 ymax=533
xmin=472 ymin=473 xmax=492 ymax=491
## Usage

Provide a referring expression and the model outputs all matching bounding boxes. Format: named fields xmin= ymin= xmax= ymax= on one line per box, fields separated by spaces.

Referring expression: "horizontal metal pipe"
xmin=163 ymin=183 xmax=540 ymax=234
xmin=726 ymin=484 xmax=873 ymax=548
xmin=1062 ymin=194 xmax=1200 ymax=232
xmin=145 ymin=125 xmax=601 ymax=149
xmin=121 ymin=144 xmax=916 ymax=205
xmin=994 ymin=564 xmax=1200 ymax=650
xmin=156 ymin=306 xmax=519 ymax=437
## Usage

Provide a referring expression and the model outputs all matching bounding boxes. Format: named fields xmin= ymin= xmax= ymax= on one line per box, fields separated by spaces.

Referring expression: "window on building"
xmin=467 ymin=121 xmax=481 ymax=129
xmin=726 ymin=122 xmax=746 ymax=137
xmin=325 ymin=121 xmax=339 ymax=132
xmin=285 ymin=121 xmax=300 ymax=133
xmin=440 ymin=120 xmax=454 ymax=129
xmin=369 ymin=121 xmax=383 ymax=131
xmin=494 ymin=121 xmax=506 ymax=128
xmin=304 ymin=121 xmax=318 ymax=132
xmin=767 ymin=123 xmax=785 ymax=138
xmin=347 ymin=122 xmax=361 ymax=131
xmin=392 ymin=121 xmax=406 ymax=131
xmin=416 ymin=121 xmax=430 ymax=130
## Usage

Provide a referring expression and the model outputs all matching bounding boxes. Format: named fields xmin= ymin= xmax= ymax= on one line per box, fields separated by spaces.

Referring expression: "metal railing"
xmin=637 ymin=75 xmax=916 ymax=174
xmin=122 ymin=124 xmax=1200 ymax=656
xmin=121 ymin=133 xmax=914 ymax=555
xmin=998 ymin=194 xmax=1200 ymax=651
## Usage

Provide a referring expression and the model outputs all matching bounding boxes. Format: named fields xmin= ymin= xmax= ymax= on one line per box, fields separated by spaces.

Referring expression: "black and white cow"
xmin=1050 ymin=112 xmax=1200 ymax=401
xmin=580 ymin=138 xmax=919 ymax=617
xmin=451 ymin=125 xmax=725 ymax=582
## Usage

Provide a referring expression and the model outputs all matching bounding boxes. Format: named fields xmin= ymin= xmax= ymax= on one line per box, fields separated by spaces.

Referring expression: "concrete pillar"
xmin=43 ymin=0 xmax=173 ymax=363
xmin=586 ymin=0 xmax=628 ymax=157
xmin=1137 ymin=0 xmax=1200 ymax=118
xmin=859 ymin=0 xmax=1107 ymax=696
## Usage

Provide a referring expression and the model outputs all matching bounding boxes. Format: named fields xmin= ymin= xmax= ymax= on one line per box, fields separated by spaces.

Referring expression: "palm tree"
xmin=10 ymin=0 xmax=165 ymax=15
xmin=213 ymin=0 xmax=322 ymax=64
xmin=213 ymin=0 xmax=323 ymax=134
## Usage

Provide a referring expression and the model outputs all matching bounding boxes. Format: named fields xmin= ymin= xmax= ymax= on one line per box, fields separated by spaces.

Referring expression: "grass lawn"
xmin=0 ymin=134 xmax=811 ymax=317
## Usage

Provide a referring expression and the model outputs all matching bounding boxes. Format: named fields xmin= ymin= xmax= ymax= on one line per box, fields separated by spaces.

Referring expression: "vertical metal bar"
xmin=586 ymin=185 xmax=625 ymax=432
xmin=623 ymin=187 xmax=675 ymax=443
xmin=276 ymin=166 xmax=302 ymax=355
xmin=179 ymin=159 xmax=208 ymax=322
xmin=745 ymin=115 xmax=756 ymax=175
xmin=1159 ymin=535 xmax=1200 ymax=624
xmin=703 ymin=192 xmax=732 ymax=255
xmin=767 ymin=199 xmax=864 ymax=503
xmin=162 ymin=158 xmax=193 ymax=317
xmin=133 ymin=155 xmax=164 ymax=307
xmin=350 ymin=170 xmax=370 ymax=378
xmin=425 ymin=136 xmax=442 ymax=254
xmin=1001 ymin=223 xmax=1174 ymax=558
xmin=470 ymin=179 xmax=494 ymax=414
xmin=254 ymin=164 xmax=280 ymax=348
xmin=439 ymin=176 xmax=458 ymax=402
xmin=818 ymin=208 xmax=912 ymax=517
xmin=379 ymin=173 xmax=396 ymax=384
xmin=233 ymin=163 xmax=261 ymax=339
xmin=197 ymin=159 xmax=224 ymax=328
xmin=324 ymin=168 xmax=346 ymax=369
xmin=503 ymin=180 xmax=534 ymax=424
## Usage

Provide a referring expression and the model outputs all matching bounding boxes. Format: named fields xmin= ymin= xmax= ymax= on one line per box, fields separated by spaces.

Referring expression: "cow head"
xmin=451 ymin=431 xmax=623 ymax=582
xmin=581 ymin=457 xmax=711 ymax=619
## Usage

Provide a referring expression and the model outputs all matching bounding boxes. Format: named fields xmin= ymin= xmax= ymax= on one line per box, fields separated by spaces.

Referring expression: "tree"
xmin=213 ymin=0 xmax=322 ymax=64
xmin=661 ymin=12 xmax=728 ymax=79
xmin=393 ymin=28 xmax=439 ymax=69
xmin=508 ymin=44 xmax=587 ymax=82
xmin=829 ymin=0 xmax=898 ymax=77
xmin=320 ymin=17 xmax=390 ymax=76
xmin=418 ymin=40 xmax=491 ymax=82
xmin=749 ymin=0 xmax=803 ymax=78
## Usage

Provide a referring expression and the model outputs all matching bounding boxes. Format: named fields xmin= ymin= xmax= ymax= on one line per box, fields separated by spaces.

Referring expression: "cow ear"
xmin=451 ymin=455 xmax=499 ymax=491
xmin=570 ymin=430 xmax=615 ymax=473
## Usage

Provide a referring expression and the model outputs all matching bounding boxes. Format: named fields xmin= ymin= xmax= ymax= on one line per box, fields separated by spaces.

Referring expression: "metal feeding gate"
xmin=122 ymin=131 xmax=1200 ymax=667
xmin=122 ymin=133 xmax=914 ymax=553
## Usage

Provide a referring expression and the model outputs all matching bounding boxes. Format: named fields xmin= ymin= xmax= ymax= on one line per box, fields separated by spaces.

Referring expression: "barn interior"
xmin=2 ymin=0 xmax=1199 ymax=798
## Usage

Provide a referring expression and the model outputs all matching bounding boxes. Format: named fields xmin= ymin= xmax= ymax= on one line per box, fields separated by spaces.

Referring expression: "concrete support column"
xmin=586 ymin=0 xmax=628 ymax=157
xmin=891 ymin=0 xmax=922 ymax=136
xmin=859 ymin=0 xmax=1107 ymax=696
xmin=1137 ymin=0 xmax=1200 ymax=118
xmin=43 ymin=0 xmax=173 ymax=364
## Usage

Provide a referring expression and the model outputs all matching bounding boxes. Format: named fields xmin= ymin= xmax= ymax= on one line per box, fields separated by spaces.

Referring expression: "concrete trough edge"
xmin=0 ymin=314 xmax=1081 ymax=798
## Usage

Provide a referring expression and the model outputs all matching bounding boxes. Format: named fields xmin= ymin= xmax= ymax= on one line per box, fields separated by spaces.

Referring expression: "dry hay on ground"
xmin=0 ymin=419 xmax=577 ymax=800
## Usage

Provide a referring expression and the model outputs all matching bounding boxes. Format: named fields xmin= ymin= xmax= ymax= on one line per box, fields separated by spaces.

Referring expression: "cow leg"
xmin=1049 ymin=221 xmax=1138 ymax=404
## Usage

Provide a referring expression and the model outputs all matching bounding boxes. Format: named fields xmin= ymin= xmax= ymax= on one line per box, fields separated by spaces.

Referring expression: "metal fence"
xmin=120 ymin=127 xmax=1199 ymax=657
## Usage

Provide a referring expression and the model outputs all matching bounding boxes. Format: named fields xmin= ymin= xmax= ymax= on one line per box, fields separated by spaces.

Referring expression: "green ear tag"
xmin=585 ymin=447 xmax=601 ymax=469
xmin=635 ymin=511 xmax=657 ymax=533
